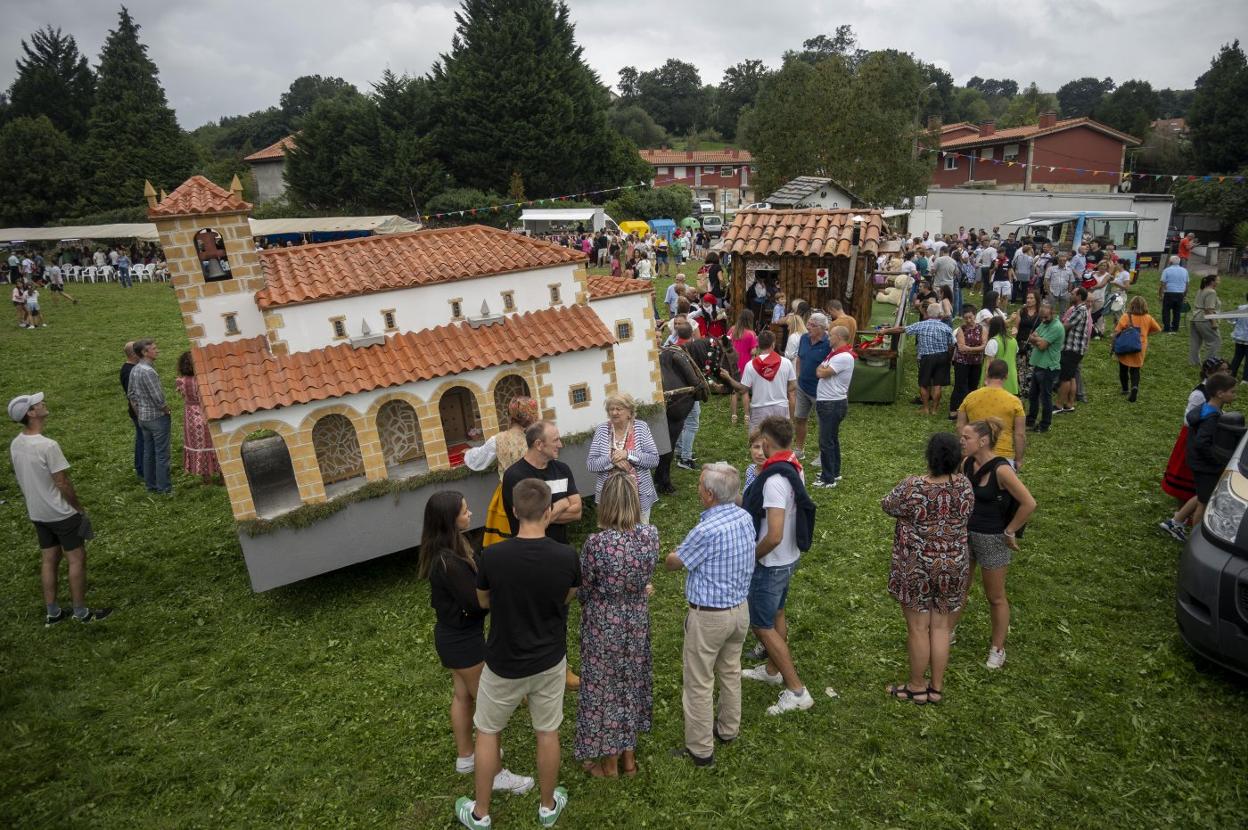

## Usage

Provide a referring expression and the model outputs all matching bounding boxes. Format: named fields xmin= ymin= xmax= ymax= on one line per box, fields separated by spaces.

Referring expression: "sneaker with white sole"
xmin=492 ymin=768 xmax=534 ymax=794
xmin=746 ymin=642 xmax=768 ymax=661
xmin=538 ymin=786 xmax=568 ymax=827
xmin=742 ymin=663 xmax=783 ymax=685
xmin=455 ymin=754 xmax=475 ymax=774
xmin=455 ymin=797 xmax=492 ymax=829
xmin=1159 ymin=518 xmax=1188 ymax=543
xmin=766 ymin=687 xmax=815 ymax=715
xmin=985 ymin=646 xmax=1006 ymax=670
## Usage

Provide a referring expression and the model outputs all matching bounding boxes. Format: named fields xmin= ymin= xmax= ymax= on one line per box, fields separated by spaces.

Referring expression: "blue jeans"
xmin=139 ymin=414 xmax=172 ymax=493
xmin=131 ymin=415 xmax=144 ymax=478
xmin=748 ymin=561 xmax=797 ymax=629
xmin=1028 ymin=367 xmax=1057 ymax=429
xmin=118 ymin=267 xmax=132 ymax=287
xmin=677 ymin=400 xmax=701 ymax=460
xmin=815 ymin=399 xmax=848 ymax=482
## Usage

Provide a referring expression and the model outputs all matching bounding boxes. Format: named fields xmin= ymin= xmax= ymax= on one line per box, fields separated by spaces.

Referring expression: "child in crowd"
xmin=12 ymin=280 xmax=29 ymax=327
xmin=743 ymin=429 xmax=766 ymax=491
xmin=771 ymin=292 xmax=787 ymax=325
xmin=24 ymin=282 xmax=45 ymax=327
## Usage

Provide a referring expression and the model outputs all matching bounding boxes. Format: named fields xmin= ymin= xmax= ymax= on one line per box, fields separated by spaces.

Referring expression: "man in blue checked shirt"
xmin=882 ymin=304 xmax=956 ymax=416
xmin=665 ymin=462 xmax=755 ymax=767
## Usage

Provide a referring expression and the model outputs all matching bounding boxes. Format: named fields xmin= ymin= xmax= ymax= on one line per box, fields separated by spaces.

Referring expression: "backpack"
xmin=1112 ymin=314 xmax=1143 ymax=355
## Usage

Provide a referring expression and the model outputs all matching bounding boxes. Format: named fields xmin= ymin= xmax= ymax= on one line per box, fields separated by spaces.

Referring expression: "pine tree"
xmin=430 ymin=0 xmax=647 ymax=197
xmin=1188 ymin=41 xmax=1248 ymax=173
xmin=0 ymin=116 xmax=79 ymax=225
xmin=81 ymin=7 xmax=195 ymax=212
xmin=5 ymin=26 xmax=95 ymax=140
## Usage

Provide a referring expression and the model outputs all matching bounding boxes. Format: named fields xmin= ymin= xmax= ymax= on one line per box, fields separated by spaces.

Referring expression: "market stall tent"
xmin=647 ymin=218 xmax=677 ymax=246
xmin=519 ymin=208 xmax=618 ymax=234
xmin=618 ymin=220 xmax=650 ymax=238
xmin=681 ymin=216 xmax=700 ymax=230
xmin=0 ymin=216 xmax=421 ymax=245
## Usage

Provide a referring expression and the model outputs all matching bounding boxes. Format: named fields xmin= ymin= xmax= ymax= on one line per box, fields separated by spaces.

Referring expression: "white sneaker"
xmin=986 ymin=646 xmax=1006 ymax=670
xmin=742 ymin=663 xmax=783 ymax=685
xmin=492 ymin=768 xmax=534 ymax=795
xmin=766 ymin=687 xmax=814 ymax=715
xmin=455 ymin=754 xmax=475 ymax=774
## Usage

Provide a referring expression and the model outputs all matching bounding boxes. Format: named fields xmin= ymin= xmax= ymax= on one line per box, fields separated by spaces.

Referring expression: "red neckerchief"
xmin=827 ymin=344 xmax=858 ymax=361
xmin=752 ymin=351 xmax=782 ymax=379
xmin=760 ymin=450 xmax=802 ymax=474
xmin=675 ymin=337 xmax=690 ymax=346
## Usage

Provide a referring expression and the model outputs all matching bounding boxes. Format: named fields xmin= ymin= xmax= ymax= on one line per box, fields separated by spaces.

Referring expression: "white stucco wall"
xmin=588 ymin=293 xmax=661 ymax=405
xmin=270 ymin=263 xmax=582 ymax=353
xmin=196 ymin=290 xmax=267 ymax=342
xmin=539 ymin=347 xmax=613 ymax=434
xmin=249 ymin=161 xmax=287 ymax=203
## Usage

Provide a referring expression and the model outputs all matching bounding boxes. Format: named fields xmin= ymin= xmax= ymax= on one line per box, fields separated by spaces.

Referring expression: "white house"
xmin=765 ymin=176 xmax=863 ymax=210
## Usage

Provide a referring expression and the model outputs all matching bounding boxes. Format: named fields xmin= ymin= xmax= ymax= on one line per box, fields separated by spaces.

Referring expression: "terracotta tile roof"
xmin=940 ymin=121 xmax=977 ymax=134
xmin=244 ymin=134 xmax=297 ymax=162
xmin=149 ymin=175 xmax=251 ymax=218
xmin=940 ymin=117 xmax=1140 ymax=149
xmin=254 ymin=225 xmax=587 ymax=309
xmin=721 ymin=209 xmax=884 ymax=258
xmin=639 ymin=149 xmax=753 ymax=166
xmin=586 ymin=276 xmax=654 ymax=300
xmin=191 ymin=305 xmax=615 ymax=420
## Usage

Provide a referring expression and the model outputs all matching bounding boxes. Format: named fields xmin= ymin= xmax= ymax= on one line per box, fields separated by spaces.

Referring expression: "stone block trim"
xmin=601 ymin=347 xmax=619 ymax=398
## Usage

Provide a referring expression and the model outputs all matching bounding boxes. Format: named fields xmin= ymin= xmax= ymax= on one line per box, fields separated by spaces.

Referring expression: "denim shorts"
xmin=748 ymin=561 xmax=797 ymax=629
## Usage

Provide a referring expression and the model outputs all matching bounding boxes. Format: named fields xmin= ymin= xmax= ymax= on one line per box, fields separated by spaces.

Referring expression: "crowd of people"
xmin=536 ymin=225 xmax=711 ymax=280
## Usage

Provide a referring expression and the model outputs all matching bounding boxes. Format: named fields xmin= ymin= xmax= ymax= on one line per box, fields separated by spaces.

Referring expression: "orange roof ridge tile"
xmin=149 ymin=175 xmax=251 ymax=218
xmin=244 ymin=134 xmax=298 ymax=163
xmin=722 ymin=209 xmax=884 ymax=259
xmin=586 ymin=276 xmax=654 ymax=300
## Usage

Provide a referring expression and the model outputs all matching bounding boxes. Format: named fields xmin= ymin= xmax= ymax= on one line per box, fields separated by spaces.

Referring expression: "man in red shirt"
xmin=1178 ymin=233 xmax=1196 ymax=267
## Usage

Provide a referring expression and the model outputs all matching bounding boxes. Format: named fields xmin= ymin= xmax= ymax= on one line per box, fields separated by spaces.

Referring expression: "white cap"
xmin=8 ymin=392 xmax=44 ymax=422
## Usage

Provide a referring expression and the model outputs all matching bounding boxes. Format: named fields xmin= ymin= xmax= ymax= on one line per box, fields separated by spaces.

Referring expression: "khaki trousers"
xmin=682 ymin=602 xmax=749 ymax=758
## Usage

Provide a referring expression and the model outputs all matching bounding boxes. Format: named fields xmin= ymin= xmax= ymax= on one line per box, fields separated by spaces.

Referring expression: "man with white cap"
xmin=9 ymin=393 xmax=112 ymax=625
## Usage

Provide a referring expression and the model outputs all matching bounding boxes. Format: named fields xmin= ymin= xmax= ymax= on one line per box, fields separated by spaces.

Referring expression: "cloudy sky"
xmin=1 ymin=0 xmax=1244 ymax=129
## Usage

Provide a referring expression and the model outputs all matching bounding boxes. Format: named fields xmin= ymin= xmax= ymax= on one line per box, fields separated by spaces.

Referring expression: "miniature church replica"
xmin=147 ymin=175 xmax=661 ymax=526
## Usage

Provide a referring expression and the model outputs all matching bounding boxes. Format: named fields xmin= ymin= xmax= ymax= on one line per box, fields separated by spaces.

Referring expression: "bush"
xmin=605 ymin=185 xmax=694 ymax=221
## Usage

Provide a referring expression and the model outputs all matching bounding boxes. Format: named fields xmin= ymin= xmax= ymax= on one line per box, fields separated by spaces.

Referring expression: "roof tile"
xmin=940 ymin=117 xmax=1140 ymax=149
xmin=254 ymin=225 xmax=587 ymax=309
xmin=721 ymin=209 xmax=884 ymax=258
xmin=586 ymin=276 xmax=654 ymax=300
xmin=191 ymin=305 xmax=615 ymax=421
xmin=243 ymin=134 xmax=297 ymax=163
xmin=149 ymin=175 xmax=251 ymax=218
xmin=639 ymin=149 xmax=753 ymax=166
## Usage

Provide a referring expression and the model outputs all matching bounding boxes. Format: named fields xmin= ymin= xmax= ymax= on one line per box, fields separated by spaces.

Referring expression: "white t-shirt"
xmin=635 ymin=258 xmax=653 ymax=280
xmin=784 ymin=331 xmax=803 ymax=361
xmin=816 ymin=351 xmax=855 ymax=401
xmin=976 ymin=308 xmax=1006 ymax=326
xmin=976 ymin=247 xmax=997 ymax=268
xmin=10 ymin=433 xmax=76 ymax=522
xmin=758 ymin=470 xmax=803 ymax=567
xmin=901 ymin=260 xmax=918 ymax=279
xmin=740 ymin=354 xmax=796 ymax=407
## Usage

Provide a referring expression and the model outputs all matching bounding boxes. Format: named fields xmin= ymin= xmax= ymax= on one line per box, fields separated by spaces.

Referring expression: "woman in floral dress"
xmin=574 ymin=472 xmax=657 ymax=778
xmin=175 ymin=351 xmax=220 ymax=483
xmin=880 ymin=432 xmax=973 ymax=705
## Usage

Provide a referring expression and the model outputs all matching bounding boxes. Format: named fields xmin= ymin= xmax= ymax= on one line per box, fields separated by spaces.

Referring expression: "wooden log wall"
xmin=730 ymin=252 xmax=875 ymax=325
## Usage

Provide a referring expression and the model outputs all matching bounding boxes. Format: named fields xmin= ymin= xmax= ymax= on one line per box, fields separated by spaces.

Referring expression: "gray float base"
xmin=238 ymin=414 xmax=670 ymax=592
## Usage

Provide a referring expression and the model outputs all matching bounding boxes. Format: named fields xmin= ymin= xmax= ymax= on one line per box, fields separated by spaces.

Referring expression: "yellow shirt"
xmin=959 ymin=385 xmax=1025 ymax=458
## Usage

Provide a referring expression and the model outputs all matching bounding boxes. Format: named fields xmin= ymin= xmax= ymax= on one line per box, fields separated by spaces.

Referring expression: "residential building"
xmin=765 ymin=176 xmax=863 ymax=209
xmin=639 ymin=149 xmax=756 ymax=210
xmin=243 ymin=134 xmax=297 ymax=203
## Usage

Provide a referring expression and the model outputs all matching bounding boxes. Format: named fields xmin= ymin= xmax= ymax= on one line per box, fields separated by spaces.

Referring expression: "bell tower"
xmin=147 ymin=175 xmax=266 ymax=347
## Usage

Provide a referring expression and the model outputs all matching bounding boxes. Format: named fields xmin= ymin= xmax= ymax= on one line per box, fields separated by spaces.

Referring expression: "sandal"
xmin=886 ymin=683 xmax=928 ymax=705
xmin=926 ymin=686 xmax=944 ymax=705
xmin=620 ymin=751 xmax=638 ymax=778
xmin=582 ymin=760 xmax=618 ymax=779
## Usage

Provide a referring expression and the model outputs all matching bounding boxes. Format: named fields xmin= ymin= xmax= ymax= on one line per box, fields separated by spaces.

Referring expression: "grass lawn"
xmin=2 ymin=273 xmax=1247 ymax=828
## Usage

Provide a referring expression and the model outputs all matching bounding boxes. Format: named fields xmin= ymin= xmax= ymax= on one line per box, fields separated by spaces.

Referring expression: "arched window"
xmin=195 ymin=228 xmax=232 ymax=282
xmin=377 ymin=399 xmax=427 ymax=478
xmin=493 ymin=375 xmax=531 ymax=429
xmin=241 ymin=431 xmax=300 ymax=518
xmin=311 ymin=413 xmax=366 ymax=495
xmin=438 ymin=387 xmax=483 ymax=466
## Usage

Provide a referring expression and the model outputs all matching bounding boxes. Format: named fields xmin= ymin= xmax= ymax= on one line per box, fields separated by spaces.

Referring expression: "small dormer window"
xmin=223 ymin=313 xmax=240 ymax=335
xmin=450 ymin=299 xmax=464 ymax=321
xmin=382 ymin=309 xmax=397 ymax=331
xmin=548 ymin=284 xmax=562 ymax=305
xmin=502 ymin=291 xmax=515 ymax=312
xmin=194 ymin=228 xmax=232 ymax=282
xmin=616 ymin=320 xmax=633 ymax=341
xmin=331 ymin=316 xmax=347 ymax=339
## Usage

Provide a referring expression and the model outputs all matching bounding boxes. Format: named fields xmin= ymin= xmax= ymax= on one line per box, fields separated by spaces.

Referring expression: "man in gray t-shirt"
xmin=9 ymin=392 xmax=111 ymax=626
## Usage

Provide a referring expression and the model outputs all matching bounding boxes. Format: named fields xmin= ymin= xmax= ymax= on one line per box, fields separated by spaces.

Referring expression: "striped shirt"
xmin=585 ymin=420 xmax=660 ymax=511
xmin=677 ymin=502 xmax=755 ymax=608
xmin=1061 ymin=303 xmax=1092 ymax=355
xmin=904 ymin=319 xmax=956 ymax=357
xmin=127 ymin=361 xmax=167 ymax=421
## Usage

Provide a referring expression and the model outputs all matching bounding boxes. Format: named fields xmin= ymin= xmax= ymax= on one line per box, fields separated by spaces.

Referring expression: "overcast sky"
xmin=1 ymin=0 xmax=1244 ymax=129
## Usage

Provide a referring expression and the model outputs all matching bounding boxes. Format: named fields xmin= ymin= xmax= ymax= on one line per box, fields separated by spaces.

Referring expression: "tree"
xmin=429 ymin=0 xmax=647 ymax=197
xmin=617 ymin=66 xmax=640 ymax=100
xmin=425 ymin=187 xmax=512 ymax=226
xmin=950 ymin=86 xmax=992 ymax=123
xmin=81 ymin=8 xmax=195 ymax=212
xmin=279 ymin=75 xmax=358 ymax=124
xmin=966 ymin=76 xmax=1018 ymax=100
xmin=999 ymin=83 xmax=1059 ymax=128
xmin=787 ymin=26 xmax=866 ymax=68
xmin=5 ymin=26 xmax=95 ymax=140
xmin=918 ymin=64 xmax=957 ymax=123
xmin=1155 ymin=87 xmax=1194 ymax=118
xmin=0 ymin=116 xmax=78 ymax=224
xmin=607 ymin=102 xmax=667 ymax=147
xmin=1057 ymin=76 xmax=1114 ymax=117
xmin=713 ymin=59 xmax=769 ymax=139
xmin=1094 ymin=79 xmax=1158 ymax=139
xmin=636 ymin=59 xmax=710 ymax=135
xmin=1174 ymin=166 xmax=1248 ymax=229
xmin=1188 ymin=41 xmax=1248 ymax=173
xmin=604 ymin=185 xmax=692 ymax=221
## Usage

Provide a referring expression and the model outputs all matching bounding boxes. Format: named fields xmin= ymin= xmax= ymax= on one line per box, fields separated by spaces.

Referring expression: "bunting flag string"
xmin=922 ymin=147 xmax=1245 ymax=185
xmin=419 ymin=181 xmax=649 ymax=223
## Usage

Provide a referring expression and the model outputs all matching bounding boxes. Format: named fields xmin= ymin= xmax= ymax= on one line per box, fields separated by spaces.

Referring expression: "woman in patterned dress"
xmin=574 ymin=472 xmax=657 ymax=778
xmin=175 ymin=351 xmax=220 ymax=483
xmin=880 ymin=432 xmax=973 ymax=705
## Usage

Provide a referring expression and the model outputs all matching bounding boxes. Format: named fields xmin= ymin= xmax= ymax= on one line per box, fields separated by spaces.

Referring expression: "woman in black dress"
xmin=418 ymin=491 xmax=532 ymax=793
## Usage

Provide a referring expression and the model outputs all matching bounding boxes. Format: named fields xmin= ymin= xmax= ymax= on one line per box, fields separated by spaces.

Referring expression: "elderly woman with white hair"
xmin=586 ymin=393 xmax=660 ymax=523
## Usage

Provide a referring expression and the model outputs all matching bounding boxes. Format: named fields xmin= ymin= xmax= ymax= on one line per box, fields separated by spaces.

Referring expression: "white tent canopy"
xmin=0 ymin=215 xmax=422 ymax=245
xmin=519 ymin=208 xmax=617 ymax=233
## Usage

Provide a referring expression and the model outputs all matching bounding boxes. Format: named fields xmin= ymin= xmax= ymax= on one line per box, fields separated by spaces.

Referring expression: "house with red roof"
xmin=144 ymin=176 xmax=659 ymax=583
xmin=640 ymin=148 xmax=756 ymax=210
xmin=931 ymin=112 xmax=1140 ymax=193
xmin=243 ymin=134 xmax=297 ymax=203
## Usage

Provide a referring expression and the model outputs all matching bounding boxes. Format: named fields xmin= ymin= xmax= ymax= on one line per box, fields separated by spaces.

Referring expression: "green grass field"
xmin=2 ymin=273 xmax=1247 ymax=828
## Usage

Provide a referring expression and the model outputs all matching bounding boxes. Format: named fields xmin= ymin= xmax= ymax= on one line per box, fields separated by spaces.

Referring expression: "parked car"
xmin=692 ymin=199 xmax=715 ymax=216
xmin=1176 ymin=412 xmax=1248 ymax=679
xmin=740 ymin=202 xmax=772 ymax=211
xmin=701 ymin=214 xmax=724 ymax=238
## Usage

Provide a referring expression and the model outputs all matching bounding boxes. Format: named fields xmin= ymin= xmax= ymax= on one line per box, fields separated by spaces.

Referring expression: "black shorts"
xmin=33 ymin=513 xmax=88 ymax=550
xmin=1059 ymin=350 xmax=1083 ymax=382
xmin=49 ymin=283 xmax=63 ymax=292
xmin=434 ymin=620 xmax=485 ymax=670
xmin=1193 ymin=471 xmax=1220 ymax=505
xmin=918 ymin=353 xmax=951 ymax=388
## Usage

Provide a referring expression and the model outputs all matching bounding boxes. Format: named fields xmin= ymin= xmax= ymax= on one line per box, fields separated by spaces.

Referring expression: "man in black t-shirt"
xmin=456 ymin=478 xmax=579 ymax=829
xmin=500 ymin=421 xmax=581 ymax=545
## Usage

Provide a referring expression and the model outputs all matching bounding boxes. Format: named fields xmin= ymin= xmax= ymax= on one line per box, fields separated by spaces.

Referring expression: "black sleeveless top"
xmin=962 ymin=456 xmax=1010 ymax=534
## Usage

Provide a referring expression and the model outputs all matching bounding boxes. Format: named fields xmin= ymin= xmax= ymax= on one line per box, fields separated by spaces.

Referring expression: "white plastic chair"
xmin=83 ymin=267 xmax=97 ymax=283
xmin=66 ymin=266 xmax=79 ymax=282
xmin=100 ymin=265 xmax=114 ymax=282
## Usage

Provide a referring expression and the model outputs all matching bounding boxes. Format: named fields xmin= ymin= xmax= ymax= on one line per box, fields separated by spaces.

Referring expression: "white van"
xmin=701 ymin=214 xmax=724 ymax=238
